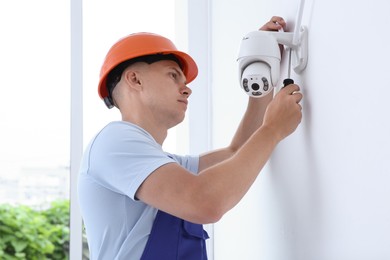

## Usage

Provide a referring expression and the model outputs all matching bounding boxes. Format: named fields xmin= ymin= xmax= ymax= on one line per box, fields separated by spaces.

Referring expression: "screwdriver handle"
xmin=283 ymin=78 xmax=294 ymax=87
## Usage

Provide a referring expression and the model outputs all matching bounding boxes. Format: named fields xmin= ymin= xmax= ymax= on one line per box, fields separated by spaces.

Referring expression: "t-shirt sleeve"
xmin=86 ymin=123 xmax=178 ymax=200
xmin=166 ymin=153 xmax=199 ymax=175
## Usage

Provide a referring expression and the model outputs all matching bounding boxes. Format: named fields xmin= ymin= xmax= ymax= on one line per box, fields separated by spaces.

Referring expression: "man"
xmin=78 ymin=16 xmax=303 ymax=259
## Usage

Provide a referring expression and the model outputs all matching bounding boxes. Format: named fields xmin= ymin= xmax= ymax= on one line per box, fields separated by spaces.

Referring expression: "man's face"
xmin=140 ymin=60 xmax=192 ymax=128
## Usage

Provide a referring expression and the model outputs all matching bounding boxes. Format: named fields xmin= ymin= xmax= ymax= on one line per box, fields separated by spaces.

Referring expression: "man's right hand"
xmin=262 ymin=84 xmax=303 ymax=141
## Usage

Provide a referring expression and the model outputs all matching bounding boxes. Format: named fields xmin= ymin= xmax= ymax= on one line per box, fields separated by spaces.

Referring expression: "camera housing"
xmin=237 ymin=31 xmax=281 ymax=98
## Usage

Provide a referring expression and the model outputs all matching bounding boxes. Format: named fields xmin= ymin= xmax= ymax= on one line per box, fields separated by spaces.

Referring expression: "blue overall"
xmin=140 ymin=210 xmax=209 ymax=260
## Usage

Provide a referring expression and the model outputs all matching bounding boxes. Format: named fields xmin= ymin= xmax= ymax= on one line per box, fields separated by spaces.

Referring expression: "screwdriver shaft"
xmin=287 ymin=47 xmax=292 ymax=79
xmin=283 ymin=47 xmax=294 ymax=87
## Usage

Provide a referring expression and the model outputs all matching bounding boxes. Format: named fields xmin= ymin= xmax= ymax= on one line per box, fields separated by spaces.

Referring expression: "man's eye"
xmin=170 ymin=72 xmax=177 ymax=79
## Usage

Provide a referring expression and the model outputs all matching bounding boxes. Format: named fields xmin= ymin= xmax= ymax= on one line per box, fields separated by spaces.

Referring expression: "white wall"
xmin=208 ymin=0 xmax=390 ymax=259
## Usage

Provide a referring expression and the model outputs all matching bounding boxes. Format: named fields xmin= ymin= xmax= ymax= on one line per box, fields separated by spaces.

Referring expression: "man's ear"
xmin=123 ymin=69 xmax=142 ymax=90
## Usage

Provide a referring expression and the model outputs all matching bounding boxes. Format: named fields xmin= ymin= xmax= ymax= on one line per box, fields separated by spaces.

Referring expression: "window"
xmin=0 ymin=0 xmax=71 ymax=259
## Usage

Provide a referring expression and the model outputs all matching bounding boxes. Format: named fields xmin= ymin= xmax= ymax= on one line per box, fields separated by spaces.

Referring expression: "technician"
xmin=78 ymin=16 xmax=303 ymax=260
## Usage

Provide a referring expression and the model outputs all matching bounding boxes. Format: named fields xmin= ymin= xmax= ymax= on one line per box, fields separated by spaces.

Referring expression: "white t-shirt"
xmin=78 ymin=121 xmax=199 ymax=260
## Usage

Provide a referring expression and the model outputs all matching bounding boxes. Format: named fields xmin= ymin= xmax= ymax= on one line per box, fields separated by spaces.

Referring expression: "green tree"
xmin=0 ymin=200 xmax=70 ymax=260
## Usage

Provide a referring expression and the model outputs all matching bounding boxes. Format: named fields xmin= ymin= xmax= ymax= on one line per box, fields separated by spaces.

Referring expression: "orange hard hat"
xmin=98 ymin=32 xmax=198 ymax=105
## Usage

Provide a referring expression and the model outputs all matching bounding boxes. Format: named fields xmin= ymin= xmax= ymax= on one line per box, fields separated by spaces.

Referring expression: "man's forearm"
xmin=197 ymin=124 xmax=280 ymax=222
xmin=229 ymin=90 xmax=274 ymax=151
xmin=198 ymin=91 xmax=274 ymax=172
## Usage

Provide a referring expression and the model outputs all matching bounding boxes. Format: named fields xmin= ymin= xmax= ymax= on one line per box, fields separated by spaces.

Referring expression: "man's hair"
xmin=106 ymin=54 xmax=182 ymax=102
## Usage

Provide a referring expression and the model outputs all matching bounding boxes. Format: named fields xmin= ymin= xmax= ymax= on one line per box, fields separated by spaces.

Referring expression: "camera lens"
xmin=251 ymin=83 xmax=260 ymax=91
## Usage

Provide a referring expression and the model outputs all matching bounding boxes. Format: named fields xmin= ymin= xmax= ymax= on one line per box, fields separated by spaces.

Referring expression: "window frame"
xmin=70 ymin=0 xmax=83 ymax=258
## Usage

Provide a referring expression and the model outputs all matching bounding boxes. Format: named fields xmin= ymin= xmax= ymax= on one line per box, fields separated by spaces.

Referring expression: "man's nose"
xmin=181 ymin=85 xmax=192 ymax=97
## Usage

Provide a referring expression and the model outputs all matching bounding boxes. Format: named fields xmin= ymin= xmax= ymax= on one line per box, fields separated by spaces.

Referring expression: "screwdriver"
xmin=283 ymin=47 xmax=294 ymax=87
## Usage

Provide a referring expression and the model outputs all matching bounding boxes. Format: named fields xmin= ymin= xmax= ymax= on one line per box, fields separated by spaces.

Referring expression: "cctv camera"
xmin=237 ymin=27 xmax=308 ymax=97
xmin=237 ymin=31 xmax=281 ymax=98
